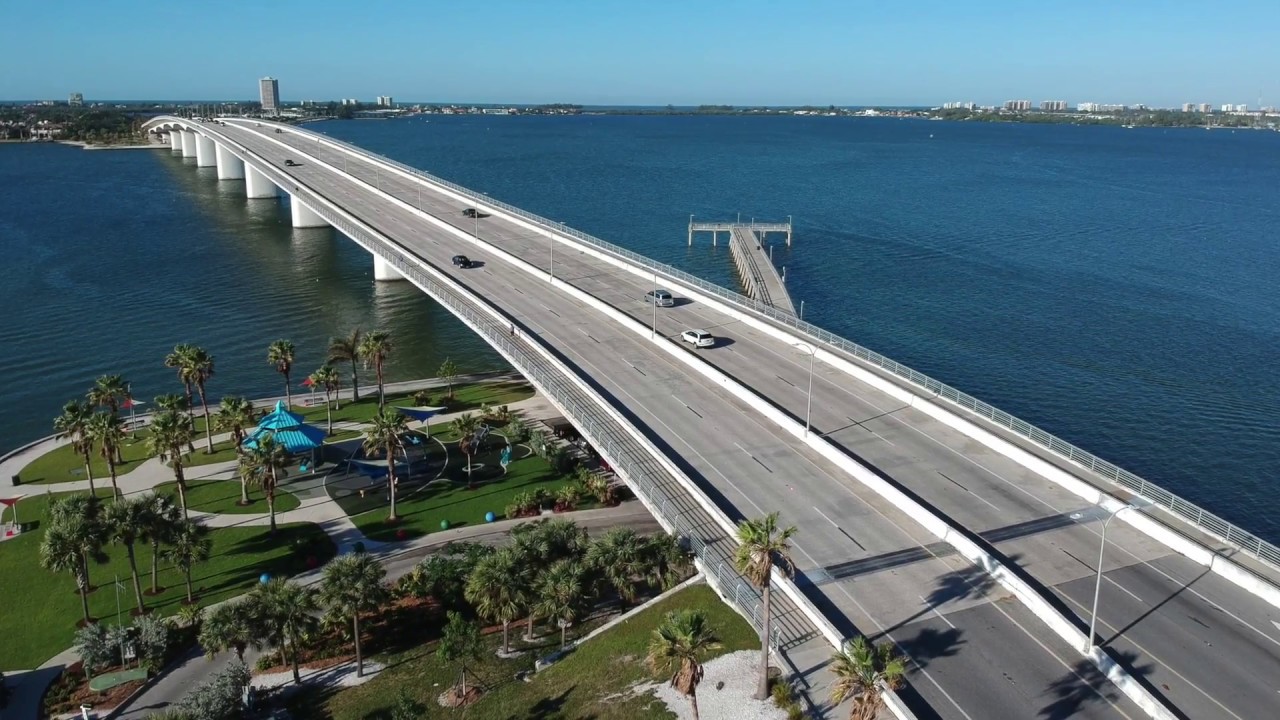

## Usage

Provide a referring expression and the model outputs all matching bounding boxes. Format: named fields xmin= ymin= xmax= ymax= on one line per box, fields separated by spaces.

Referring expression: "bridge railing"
xmin=297 ymin=123 xmax=1280 ymax=570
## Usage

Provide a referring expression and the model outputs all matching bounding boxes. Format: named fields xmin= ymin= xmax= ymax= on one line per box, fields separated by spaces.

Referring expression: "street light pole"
xmin=1086 ymin=506 xmax=1133 ymax=652
xmin=652 ymin=273 xmax=659 ymax=338
xmin=793 ymin=343 xmax=816 ymax=437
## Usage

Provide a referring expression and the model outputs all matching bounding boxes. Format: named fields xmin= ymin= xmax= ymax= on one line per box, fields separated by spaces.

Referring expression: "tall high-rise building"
xmin=376 ymin=95 xmax=394 ymax=107
xmin=1040 ymin=100 xmax=1068 ymax=111
xmin=1198 ymin=103 xmax=1213 ymax=114
xmin=259 ymin=77 xmax=280 ymax=114
xmin=68 ymin=92 xmax=83 ymax=107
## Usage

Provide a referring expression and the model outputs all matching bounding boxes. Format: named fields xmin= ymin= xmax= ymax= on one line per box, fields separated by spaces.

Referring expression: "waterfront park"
xmin=0 ymin=332 xmax=900 ymax=720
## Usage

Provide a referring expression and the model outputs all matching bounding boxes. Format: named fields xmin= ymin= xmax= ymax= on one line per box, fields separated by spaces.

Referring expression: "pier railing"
xmin=304 ymin=124 xmax=1280 ymax=570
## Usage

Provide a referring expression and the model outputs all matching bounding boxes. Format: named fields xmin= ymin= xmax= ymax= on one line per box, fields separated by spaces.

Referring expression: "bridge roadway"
xmin=205 ymin=120 xmax=1141 ymax=719
xmin=210 ymin=118 xmax=1276 ymax=718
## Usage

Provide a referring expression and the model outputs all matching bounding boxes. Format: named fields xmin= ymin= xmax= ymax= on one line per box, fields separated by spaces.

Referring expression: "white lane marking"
xmin=1056 ymin=589 xmax=1246 ymax=720
xmin=812 ymin=506 xmax=841 ymax=529
xmin=921 ymin=595 xmax=957 ymax=629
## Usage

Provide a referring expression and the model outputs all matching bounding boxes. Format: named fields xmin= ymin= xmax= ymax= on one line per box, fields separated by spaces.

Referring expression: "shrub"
xmin=391 ymin=689 xmax=424 ymax=720
xmin=412 ymin=389 xmax=433 ymax=406
xmin=772 ymin=679 xmax=795 ymax=707
xmin=503 ymin=417 xmax=530 ymax=444
xmin=134 ymin=613 xmax=171 ymax=673
xmin=74 ymin=623 xmax=114 ymax=678
xmin=529 ymin=429 xmax=549 ymax=457
xmin=554 ymin=484 xmax=580 ymax=512
xmin=177 ymin=659 xmax=251 ymax=720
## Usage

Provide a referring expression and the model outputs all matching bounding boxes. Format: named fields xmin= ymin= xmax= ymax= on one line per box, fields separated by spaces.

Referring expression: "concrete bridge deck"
xmin=143 ymin=115 xmax=1280 ymax=720
xmin=729 ymin=226 xmax=796 ymax=315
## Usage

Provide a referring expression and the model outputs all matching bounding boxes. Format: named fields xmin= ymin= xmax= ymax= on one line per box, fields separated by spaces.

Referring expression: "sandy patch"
xmin=643 ymin=651 xmax=790 ymax=720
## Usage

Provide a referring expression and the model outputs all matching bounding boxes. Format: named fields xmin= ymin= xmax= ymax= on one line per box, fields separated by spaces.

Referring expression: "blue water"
xmin=3 ymin=116 xmax=1279 ymax=542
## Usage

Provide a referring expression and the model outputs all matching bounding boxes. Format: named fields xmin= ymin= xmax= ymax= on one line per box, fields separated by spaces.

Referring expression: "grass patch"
xmin=154 ymin=479 xmax=301 ymax=515
xmin=337 ymin=429 xmax=576 ymax=542
xmin=0 ymin=489 xmax=334 ymax=670
xmin=294 ymin=583 xmax=757 ymax=720
xmin=296 ymin=380 xmax=534 ymax=425
xmin=325 ymin=429 xmax=364 ymax=443
xmin=183 ymin=437 xmax=241 ymax=467
xmin=17 ymin=430 xmax=155 ymax=485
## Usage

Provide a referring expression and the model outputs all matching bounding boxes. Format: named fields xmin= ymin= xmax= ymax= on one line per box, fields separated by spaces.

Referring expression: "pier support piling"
xmin=168 ymin=131 xmax=182 ymax=152
xmin=373 ymin=254 xmax=405 ymax=281
xmin=215 ymin=144 xmax=245 ymax=180
xmin=180 ymin=130 xmax=197 ymax=158
xmin=244 ymin=164 xmax=279 ymax=199
xmin=289 ymin=195 xmax=329 ymax=228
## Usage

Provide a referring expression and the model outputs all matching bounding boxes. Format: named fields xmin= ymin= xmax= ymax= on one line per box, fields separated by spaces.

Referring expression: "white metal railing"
xmin=291 ymin=122 xmax=1279 ymax=570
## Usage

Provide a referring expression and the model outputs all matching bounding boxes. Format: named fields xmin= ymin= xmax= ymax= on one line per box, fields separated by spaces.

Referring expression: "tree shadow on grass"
xmin=506 ymin=685 xmax=579 ymax=720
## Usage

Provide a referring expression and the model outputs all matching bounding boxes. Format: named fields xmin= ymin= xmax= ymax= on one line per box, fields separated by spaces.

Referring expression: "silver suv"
xmin=644 ymin=289 xmax=675 ymax=307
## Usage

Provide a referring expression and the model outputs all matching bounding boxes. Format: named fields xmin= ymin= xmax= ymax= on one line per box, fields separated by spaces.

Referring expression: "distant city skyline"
xmin=2 ymin=1 xmax=1277 ymax=107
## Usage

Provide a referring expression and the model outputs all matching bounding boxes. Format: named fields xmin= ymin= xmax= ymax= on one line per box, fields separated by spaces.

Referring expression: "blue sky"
xmin=2 ymin=1 xmax=1276 ymax=107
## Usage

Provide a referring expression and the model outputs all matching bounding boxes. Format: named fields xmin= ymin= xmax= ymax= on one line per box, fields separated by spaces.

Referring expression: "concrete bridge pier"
xmin=215 ymin=145 xmax=244 ymax=180
xmin=194 ymin=134 xmax=217 ymax=167
xmin=179 ymin=130 xmax=198 ymax=158
xmin=373 ymin=254 xmax=406 ymax=281
xmin=244 ymin=164 xmax=279 ymax=199
xmin=289 ymin=194 xmax=329 ymax=228
xmin=168 ymin=131 xmax=182 ymax=152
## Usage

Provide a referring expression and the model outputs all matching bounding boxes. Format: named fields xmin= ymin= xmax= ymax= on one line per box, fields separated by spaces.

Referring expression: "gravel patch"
xmin=645 ymin=651 xmax=789 ymax=720
xmin=253 ymin=659 xmax=384 ymax=691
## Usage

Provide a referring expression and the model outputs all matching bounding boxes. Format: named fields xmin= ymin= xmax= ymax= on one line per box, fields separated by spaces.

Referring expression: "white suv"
xmin=681 ymin=329 xmax=715 ymax=348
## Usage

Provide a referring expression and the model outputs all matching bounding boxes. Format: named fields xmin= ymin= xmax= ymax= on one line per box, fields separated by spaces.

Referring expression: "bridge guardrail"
xmin=297 ymin=123 xmax=1279 ymax=570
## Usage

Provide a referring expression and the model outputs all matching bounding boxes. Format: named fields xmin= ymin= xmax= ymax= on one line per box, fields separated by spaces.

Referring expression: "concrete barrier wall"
xmin=214 ymin=121 xmax=1165 ymax=718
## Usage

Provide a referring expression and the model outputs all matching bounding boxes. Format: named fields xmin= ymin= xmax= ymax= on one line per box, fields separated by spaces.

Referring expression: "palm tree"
xmin=242 ymin=435 xmax=289 ymax=533
xmin=438 ymin=357 xmax=459 ymax=399
xmin=358 ymin=330 xmax=393 ymax=408
xmin=89 ymin=374 xmax=130 ymax=419
xmin=267 ymin=339 xmax=296 ymax=408
xmin=186 ymin=346 xmax=216 ymax=453
xmin=86 ymin=412 xmax=126 ymax=499
xmin=450 ymin=412 xmax=482 ymax=488
xmin=464 ymin=548 xmax=525 ymax=654
xmin=147 ymin=409 xmax=195 ymax=518
xmin=53 ymin=400 xmax=97 ymax=492
xmin=733 ymin=512 xmax=797 ymax=700
xmin=166 ymin=519 xmax=212 ymax=605
xmin=328 ymin=328 xmax=363 ymax=403
xmin=310 ymin=366 xmax=340 ymax=434
xmin=40 ymin=508 xmax=104 ymax=624
xmin=48 ymin=495 xmax=106 ymax=594
xmin=164 ymin=344 xmax=198 ymax=420
xmin=319 ymin=552 xmax=388 ymax=677
xmin=642 ymin=533 xmax=691 ymax=591
xmin=105 ymin=494 xmax=154 ymax=613
xmin=141 ymin=494 xmax=181 ymax=594
xmin=830 ymin=636 xmax=907 ymax=720
xmin=586 ymin=527 xmax=645 ymax=607
xmin=535 ymin=559 xmax=589 ymax=648
xmin=647 ymin=610 xmax=719 ymax=720
xmin=254 ymin=579 xmax=318 ymax=685
xmin=215 ymin=396 xmax=256 ymax=504
xmin=155 ymin=393 xmax=196 ymax=453
xmin=362 ymin=407 xmax=408 ymax=521
xmin=199 ymin=599 xmax=262 ymax=661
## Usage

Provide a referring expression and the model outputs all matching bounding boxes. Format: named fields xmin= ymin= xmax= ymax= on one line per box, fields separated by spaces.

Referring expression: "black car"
xmin=284 ymin=159 xmax=297 ymax=166
xmin=462 ymin=208 xmax=478 ymax=218
xmin=451 ymin=255 xmax=473 ymax=268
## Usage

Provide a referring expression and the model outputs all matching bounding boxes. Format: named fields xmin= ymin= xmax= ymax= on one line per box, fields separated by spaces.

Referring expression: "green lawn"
xmin=296 ymin=380 xmax=534 ymax=426
xmin=183 ymin=437 xmax=240 ymax=467
xmin=17 ymin=430 xmax=155 ymax=485
xmin=154 ymin=479 xmax=301 ymax=515
xmin=293 ymin=584 xmax=758 ymax=720
xmin=337 ymin=429 xmax=576 ymax=542
xmin=0 ymin=490 xmax=334 ymax=670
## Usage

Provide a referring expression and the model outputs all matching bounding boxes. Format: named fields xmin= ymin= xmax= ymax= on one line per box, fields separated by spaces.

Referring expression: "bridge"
xmin=146 ymin=116 xmax=1280 ymax=720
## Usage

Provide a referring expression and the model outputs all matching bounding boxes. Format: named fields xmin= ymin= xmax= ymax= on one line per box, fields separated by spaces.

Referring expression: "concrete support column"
xmin=180 ymin=130 xmax=197 ymax=158
xmin=244 ymin=164 xmax=278 ymax=199
xmin=168 ymin=131 xmax=182 ymax=152
xmin=215 ymin=144 xmax=244 ymax=180
xmin=195 ymin=134 xmax=217 ymax=167
xmin=289 ymin=194 xmax=329 ymax=228
xmin=373 ymin=254 xmax=405 ymax=281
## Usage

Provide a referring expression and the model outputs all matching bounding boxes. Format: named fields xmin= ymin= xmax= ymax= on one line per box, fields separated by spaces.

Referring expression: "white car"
xmin=681 ymin=329 xmax=715 ymax=348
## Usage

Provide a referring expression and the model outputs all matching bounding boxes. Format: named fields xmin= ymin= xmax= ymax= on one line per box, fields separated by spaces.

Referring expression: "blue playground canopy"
xmin=241 ymin=401 xmax=326 ymax=453
xmin=395 ymin=406 xmax=446 ymax=423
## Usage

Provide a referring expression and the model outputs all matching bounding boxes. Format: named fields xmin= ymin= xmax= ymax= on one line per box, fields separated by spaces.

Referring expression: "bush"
xmin=177 ymin=659 xmax=250 ymax=720
xmin=74 ymin=623 xmax=114 ymax=678
xmin=554 ymin=484 xmax=581 ymax=512
xmin=412 ymin=390 xmax=433 ymax=406
xmin=391 ymin=689 xmax=424 ymax=720
xmin=503 ymin=418 xmax=530 ymax=444
xmin=771 ymin=679 xmax=795 ymax=707
xmin=134 ymin=614 xmax=171 ymax=673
